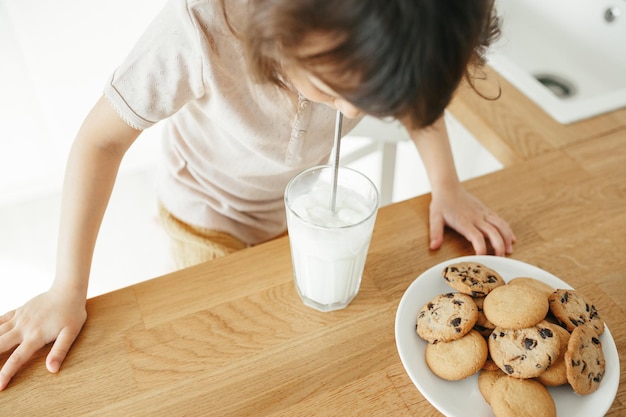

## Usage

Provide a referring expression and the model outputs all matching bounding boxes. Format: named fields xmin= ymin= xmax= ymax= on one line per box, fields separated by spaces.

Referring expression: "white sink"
xmin=487 ymin=0 xmax=626 ymax=123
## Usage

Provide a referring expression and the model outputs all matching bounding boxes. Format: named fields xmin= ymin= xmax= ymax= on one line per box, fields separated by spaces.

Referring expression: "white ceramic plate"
xmin=395 ymin=255 xmax=620 ymax=417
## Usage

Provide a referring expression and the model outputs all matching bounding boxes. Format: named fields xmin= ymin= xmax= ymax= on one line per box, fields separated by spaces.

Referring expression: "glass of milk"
xmin=284 ymin=165 xmax=379 ymax=312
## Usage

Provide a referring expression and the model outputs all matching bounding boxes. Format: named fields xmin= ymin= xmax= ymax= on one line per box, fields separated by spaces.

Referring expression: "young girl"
xmin=0 ymin=0 xmax=515 ymax=390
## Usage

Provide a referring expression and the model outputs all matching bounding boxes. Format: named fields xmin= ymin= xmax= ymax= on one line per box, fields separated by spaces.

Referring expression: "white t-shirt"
xmin=104 ymin=0 xmax=360 ymax=245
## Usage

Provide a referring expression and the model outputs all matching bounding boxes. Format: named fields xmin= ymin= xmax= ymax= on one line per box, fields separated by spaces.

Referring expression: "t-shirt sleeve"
xmin=104 ymin=0 xmax=207 ymax=130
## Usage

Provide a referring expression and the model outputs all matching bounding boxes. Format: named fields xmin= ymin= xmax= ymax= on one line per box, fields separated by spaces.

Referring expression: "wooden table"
xmin=1 ymin=126 xmax=623 ymax=415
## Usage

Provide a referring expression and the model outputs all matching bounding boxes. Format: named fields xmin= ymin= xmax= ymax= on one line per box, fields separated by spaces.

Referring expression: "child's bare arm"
xmin=403 ymin=115 xmax=515 ymax=256
xmin=0 ymin=96 xmax=141 ymax=390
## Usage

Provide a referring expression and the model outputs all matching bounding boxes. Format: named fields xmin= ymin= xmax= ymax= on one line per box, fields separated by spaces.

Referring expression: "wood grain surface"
xmin=0 ymin=82 xmax=624 ymax=416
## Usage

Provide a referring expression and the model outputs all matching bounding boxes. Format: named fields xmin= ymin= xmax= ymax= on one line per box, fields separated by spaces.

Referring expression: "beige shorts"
xmin=158 ymin=203 xmax=247 ymax=269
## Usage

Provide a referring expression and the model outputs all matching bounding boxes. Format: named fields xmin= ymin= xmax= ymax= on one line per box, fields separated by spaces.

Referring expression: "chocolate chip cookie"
xmin=490 ymin=377 xmax=556 ymax=417
xmin=548 ymin=289 xmax=605 ymax=335
xmin=442 ymin=262 xmax=505 ymax=297
xmin=508 ymin=276 xmax=555 ymax=298
xmin=565 ymin=324 xmax=606 ymax=395
xmin=483 ymin=284 xmax=549 ymax=329
xmin=488 ymin=321 xmax=560 ymax=379
xmin=473 ymin=296 xmax=496 ymax=337
xmin=478 ymin=368 xmax=507 ymax=404
xmin=416 ymin=292 xmax=478 ymax=344
xmin=425 ymin=329 xmax=488 ymax=381
xmin=536 ymin=322 xmax=570 ymax=387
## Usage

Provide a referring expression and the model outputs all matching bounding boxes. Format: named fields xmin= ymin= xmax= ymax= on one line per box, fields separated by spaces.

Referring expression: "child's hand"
xmin=428 ymin=184 xmax=516 ymax=256
xmin=0 ymin=287 xmax=87 ymax=390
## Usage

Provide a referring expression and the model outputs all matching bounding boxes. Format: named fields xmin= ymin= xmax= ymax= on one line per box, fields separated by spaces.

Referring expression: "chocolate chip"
xmin=504 ymin=365 xmax=514 ymax=374
xmin=450 ymin=318 xmax=462 ymax=327
xmin=569 ymin=318 xmax=582 ymax=327
xmin=524 ymin=338 xmax=538 ymax=350
xmin=538 ymin=327 xmax=554 ymax=339
xmin=592 ymin=337 xmax=601 ymax=345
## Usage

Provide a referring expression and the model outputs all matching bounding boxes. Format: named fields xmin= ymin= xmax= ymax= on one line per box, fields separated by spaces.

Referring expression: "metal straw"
xmin=330 ymin=111 xmax=343 ymax=212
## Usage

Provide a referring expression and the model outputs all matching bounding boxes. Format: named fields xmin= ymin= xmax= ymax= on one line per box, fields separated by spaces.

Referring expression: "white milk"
xmin=286 ymin=174 xmax=378 ymax=311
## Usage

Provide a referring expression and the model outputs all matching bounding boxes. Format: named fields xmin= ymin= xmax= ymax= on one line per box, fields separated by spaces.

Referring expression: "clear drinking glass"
xmin=284 ymin=165 xmax=379 ymax=312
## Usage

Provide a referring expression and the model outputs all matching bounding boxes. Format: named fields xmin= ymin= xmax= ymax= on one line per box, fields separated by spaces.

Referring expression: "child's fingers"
xmin=0 ymin=337 xmax=39 ymax=391
xmin=477 ymin=220 xmax=506 ymax=256
xmin=0 ymin=320 xmax=14 ymax=337
xmin=463 ymin=226 xmax=488 ymax=256
xmin=485 ymin=213 xmax=516 ymax=253
xmin=428 ymin=211 xmax=445 ymax=250
xmin=0 ymin=311 xmax=15 ymax=325
xmin=0 ymin=330 xmax=19 ymax=359
xmin=46 ymin=327 xmax=81 ymax=374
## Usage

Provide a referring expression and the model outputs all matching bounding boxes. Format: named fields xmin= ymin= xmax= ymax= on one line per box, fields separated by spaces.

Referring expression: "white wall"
xmin=0 ymin=0 xmax=167 ymax=205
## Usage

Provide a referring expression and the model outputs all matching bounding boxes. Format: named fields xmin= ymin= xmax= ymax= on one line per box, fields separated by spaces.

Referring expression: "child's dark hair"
xmin=242 ymin=0 xmax=500 ymax=129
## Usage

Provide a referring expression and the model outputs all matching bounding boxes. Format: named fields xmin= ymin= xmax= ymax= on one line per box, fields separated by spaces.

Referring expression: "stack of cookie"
xmin=415 ymin=261 xmax=607 ymax=417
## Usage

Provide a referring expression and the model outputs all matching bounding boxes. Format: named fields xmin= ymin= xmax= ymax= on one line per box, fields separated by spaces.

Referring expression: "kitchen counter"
xmin=449 ymin=66 xmax=626 ymax=166
xmin=1 ymin=72 xmax=624 ymax=415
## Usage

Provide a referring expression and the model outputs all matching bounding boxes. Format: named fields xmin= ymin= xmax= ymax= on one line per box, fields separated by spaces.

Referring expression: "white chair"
xmin=341 ymin=116 xmax=411 ymax=206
